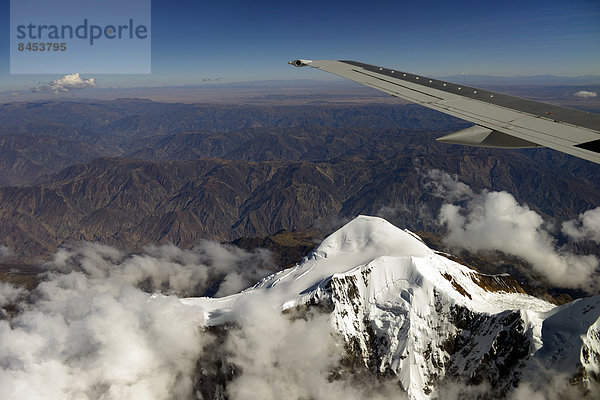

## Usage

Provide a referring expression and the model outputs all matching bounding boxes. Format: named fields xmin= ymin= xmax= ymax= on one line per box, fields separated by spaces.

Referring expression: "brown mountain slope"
xmin=0 ymin=147 xmax=598 ymax=261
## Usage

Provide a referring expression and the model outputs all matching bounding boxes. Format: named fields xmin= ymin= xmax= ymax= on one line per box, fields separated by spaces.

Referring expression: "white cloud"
xmin=574 ymin=90 xmax=597 ymax=98
xmin=33 ymin=73 xmax=96 ymax=94
xmin=427 ymin=169 xmax=599 ymax=291
xmin=562 ymin=207 xmax=600 ymax=243
xmin=225 ymin=296 xmax=340 ymax=400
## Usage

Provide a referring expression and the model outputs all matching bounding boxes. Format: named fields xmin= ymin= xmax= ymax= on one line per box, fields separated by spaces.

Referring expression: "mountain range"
xmin=0 ymin=95 xmax=599 ymax=399
xmin=2 ymin=147 xmax=598 ymax=261
xmin=0 ymin=99 xmax=599 ymax=300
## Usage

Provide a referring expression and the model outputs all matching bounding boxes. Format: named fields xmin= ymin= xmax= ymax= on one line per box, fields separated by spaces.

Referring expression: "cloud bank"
xmin=0 ymin=239 xmax=406 ymax=400
xmin=0 ymin=263 xmax=208 ymax=400
xmin=0 ymin=241 xmax=276 ymax=400
xmin=425 ymin=169 xmax=600 ymax=292
xmin=33 ymin=73 xmax=96 ymax=94
xmin=47 ymin=240 xmax=274 ymax=298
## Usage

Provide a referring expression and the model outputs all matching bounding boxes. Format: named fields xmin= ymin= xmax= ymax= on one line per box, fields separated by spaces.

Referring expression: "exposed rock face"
xmin=582 ymin=318 xmax=600 ymax=384
xmin=324 ymin=255 xmax=549 ymax=399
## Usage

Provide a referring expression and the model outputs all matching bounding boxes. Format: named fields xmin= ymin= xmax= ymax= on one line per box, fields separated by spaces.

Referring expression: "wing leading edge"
xmin=289 ymin=59 xmax=600 ymax=164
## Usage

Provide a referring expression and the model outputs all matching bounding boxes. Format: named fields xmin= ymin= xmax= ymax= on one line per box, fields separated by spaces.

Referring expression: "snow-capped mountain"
xmin=182 ymin=216 xmax=600 ymax=399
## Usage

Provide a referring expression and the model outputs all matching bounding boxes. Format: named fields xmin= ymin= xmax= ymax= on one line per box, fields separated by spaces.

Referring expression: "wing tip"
xmin=288 ymin=59 xmax=313 ymax=67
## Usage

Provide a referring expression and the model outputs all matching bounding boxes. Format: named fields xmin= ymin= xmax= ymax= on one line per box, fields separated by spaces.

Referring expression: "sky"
xmin=0 ymin=0 xmax=599 ymax=91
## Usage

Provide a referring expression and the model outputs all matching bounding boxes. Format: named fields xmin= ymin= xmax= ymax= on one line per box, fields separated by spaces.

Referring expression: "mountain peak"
xmin=184 ymin=216 xmax=554 ymax=322
xmin=313 ymin=215 xmax=431 ymax=260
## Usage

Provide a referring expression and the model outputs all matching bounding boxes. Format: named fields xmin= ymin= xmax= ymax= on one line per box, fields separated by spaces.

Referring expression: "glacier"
xmin=182 ymin=215 xmax=600 ymax=399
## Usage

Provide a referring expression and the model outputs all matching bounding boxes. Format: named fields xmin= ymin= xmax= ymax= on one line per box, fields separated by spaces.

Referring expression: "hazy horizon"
xmin=1 ymin=0 xmax=598 ymax=91
xmin=2 ymin=74 xmax=599 ymax=104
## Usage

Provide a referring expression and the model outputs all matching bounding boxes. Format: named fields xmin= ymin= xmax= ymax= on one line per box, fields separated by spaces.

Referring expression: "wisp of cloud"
xmin=562 ymin=207 xmax=600 ymax=244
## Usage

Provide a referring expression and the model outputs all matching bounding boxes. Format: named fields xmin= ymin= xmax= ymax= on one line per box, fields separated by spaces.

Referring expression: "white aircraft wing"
xmin=289 ymin=59 xmax=600 ymax=164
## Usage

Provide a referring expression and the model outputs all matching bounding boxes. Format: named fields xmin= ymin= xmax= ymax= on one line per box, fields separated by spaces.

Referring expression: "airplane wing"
xmin=289 ymin=59 xmax=600 ymax=164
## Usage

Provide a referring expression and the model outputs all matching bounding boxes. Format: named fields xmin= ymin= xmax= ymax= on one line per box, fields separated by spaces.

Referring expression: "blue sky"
xmin=0 ymin=0 xmax=599 ymax=90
